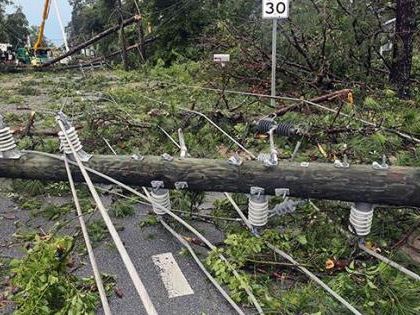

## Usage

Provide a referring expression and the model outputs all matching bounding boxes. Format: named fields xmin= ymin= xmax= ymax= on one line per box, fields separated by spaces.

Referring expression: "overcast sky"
xmin=7 ymin=0 xmax=72 ymax=45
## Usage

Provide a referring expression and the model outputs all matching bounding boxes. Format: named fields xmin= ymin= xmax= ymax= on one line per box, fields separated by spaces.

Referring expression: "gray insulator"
xmin=248 ymin=195 xmax=269 ymax=227
xmin=272 ymin=199 xmax=302 ymax=216
xmin=0 ymin=127 xmax=17 ymax=152
xmin=58 ymin=127 xmax=84 ymax=154
xmin=257 ymin=119 xmax=276 ymax=133
xmin=349 ymin=203 xmax=374 ymax=236
xmin=150 ymin=189 xmax=171 ymax=215
xmin=257 ymin=119 xmax=298 ymax=137
xmin=276 ymin=122 xmax=297 ymax=137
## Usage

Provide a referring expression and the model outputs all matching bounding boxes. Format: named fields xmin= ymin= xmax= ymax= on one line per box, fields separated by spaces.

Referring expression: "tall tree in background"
xmin=116 ymin=0 xmax=129 ymax=70
xmin=5 ymin=7 xmax=29 ymax=47
xmin=0 ymin=0 xmax=11 ymax=42
xmin=389 ymin=0 xmax=417 ymax=98
xmin=0 ymin=1 xmax=30 ymax=48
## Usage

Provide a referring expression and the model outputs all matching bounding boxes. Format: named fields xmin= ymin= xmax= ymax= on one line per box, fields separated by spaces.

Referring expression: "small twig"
xmin=246 ymin=258 xmax=308 ymax=268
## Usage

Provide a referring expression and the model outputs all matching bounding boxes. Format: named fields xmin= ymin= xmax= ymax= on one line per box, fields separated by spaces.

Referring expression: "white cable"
xmin=224 ymin=193 xmax=362 ymax=315
xmin=56 ymin=121 xmax=158 ymax=315
xmin=359 ymin=243 xmax=420 ymax=282
xmin=64 ymin=157 xmax=112 ymax=315
xmin=58 ymin=126 xmax=84 ymax=154
xmin=177 ymin=108 xmax=256 ymax=160
xmin=24 ymin=150 xmax=264 ymax=315
xmin=131 ymin=77 xmax=420 ymax=144
xmin=178 ymin=128 xmax=188 ymax=159
xmin=157 ymin=126 xmax=181 ymax=150
xmin=52 ymin=0 xmax=70 ymax=53
xmin=310 ymin=201 xmax=420 ymax=282
xmin=134 ymin=93 xmax=256 ymax=159
xmin=144 ymin=191 xmax=245 ymax=315
xmin=138 ymin=188 xmax=265 ymax=315
xmin=103 ymin=138 xmax=118 ymax=155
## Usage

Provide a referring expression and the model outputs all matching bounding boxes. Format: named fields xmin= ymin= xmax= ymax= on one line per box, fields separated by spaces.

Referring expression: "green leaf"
xmin=297 ymin=234 xmax=308 ymax=245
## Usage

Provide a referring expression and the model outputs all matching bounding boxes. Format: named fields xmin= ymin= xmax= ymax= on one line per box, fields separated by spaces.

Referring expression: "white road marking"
xmin=152 ymin=252 xmax=194 ymax=298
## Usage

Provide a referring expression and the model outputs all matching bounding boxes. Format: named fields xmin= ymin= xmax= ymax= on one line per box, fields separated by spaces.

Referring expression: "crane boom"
xmin=34 ymin=0 xmax=52 ymax=51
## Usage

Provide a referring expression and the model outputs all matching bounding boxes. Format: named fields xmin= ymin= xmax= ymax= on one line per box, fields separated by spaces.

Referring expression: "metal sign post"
xmin=262 ymin=0 xmax=290 ymax=107
xmin=271 ymin=19 xmax=278 ymax=107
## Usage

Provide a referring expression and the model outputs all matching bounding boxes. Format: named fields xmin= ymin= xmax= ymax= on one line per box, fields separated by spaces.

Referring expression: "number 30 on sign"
xmin=262 ymin=0 xmax=289 ymax=19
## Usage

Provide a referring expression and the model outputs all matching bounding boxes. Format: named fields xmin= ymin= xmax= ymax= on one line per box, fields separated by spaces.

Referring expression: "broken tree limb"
xmin=41 ymin=15 xmax=142 ymax=68
xmin=11 ymin=125 xmax=83 ymax=137
xmin=274 ymin=89 xmax=352 ymax=116
xmin=1 ymin=152 xmax=420 ymax=207
xmin=22 ymin=111 xmax=36 ymax=138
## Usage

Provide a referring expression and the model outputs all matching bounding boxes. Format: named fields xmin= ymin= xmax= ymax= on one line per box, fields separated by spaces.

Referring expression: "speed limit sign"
xmin=262 ymin=0 xmax=289 ymax=19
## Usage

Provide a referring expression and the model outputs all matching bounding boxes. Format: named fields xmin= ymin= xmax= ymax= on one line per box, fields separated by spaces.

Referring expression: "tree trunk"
xmin=137 ymin=19 xmax=146 ymax=62
xmin=117 ymin=0 xmax=129 ymax=71
xmin=389 ymin=0 xmax=417 ymax=98
xmin=1 ymin=152 xmax=420 ymax=207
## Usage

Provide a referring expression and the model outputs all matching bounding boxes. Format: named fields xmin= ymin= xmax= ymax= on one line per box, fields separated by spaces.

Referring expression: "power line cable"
xmin=56 ymin=119 xmax=158 ymax=315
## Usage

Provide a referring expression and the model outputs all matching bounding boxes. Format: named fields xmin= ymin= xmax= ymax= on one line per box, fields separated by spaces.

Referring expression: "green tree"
xmin=0 ymin=0 xmax=11 ymax=42
xmin=5 ymin=6 xmax=29 ymax=47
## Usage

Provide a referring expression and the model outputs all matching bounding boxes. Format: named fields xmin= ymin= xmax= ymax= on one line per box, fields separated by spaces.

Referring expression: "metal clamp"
xmin=372 ymin=155 xmax=389 ymax=170
xmin=334 ymin=155 xmax=350 ymax=169
xmin=275 ymin=188 xmax=290 ymax=199
xmin=131 ymin=154 xmax=144 ymax=161
xmin=175 ymin=181 xmax=188 ymax=190
xmin=228 ymin=154 xmax=243 ymax=166
xmin=151 ymin=181 xmax=165 ymax=191
xmin=250 ymin=186 xmax=265 ymax=197
xmin=257 ymin=127 xmax=278 ymax=167
xmin=178 ymin=129 xmax=188 ymax=159
xmin=161 ymin=153 xmax=174 ymax=162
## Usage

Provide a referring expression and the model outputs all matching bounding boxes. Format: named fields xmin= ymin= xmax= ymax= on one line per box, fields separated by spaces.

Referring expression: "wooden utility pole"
xmin=117 ymin=0 xmax=129 ymax=71
xmin=389 ymin=0 xmax=417 ymax=98
xmin=1 ymin=153 xmax=420 ymax=207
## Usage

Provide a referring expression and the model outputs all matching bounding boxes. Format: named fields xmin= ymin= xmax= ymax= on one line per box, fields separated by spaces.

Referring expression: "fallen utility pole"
xmin=1 ymin=152 xmax=420 ymax=207
xmin=89 ymin=37 xmax=156 ymax=64
xmin=41 ymin=15 xmax=142 ymax=68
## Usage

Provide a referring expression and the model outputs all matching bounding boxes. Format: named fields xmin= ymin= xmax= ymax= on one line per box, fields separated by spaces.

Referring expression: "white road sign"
xmin=262 ymin=0 xmax=289 ymax=19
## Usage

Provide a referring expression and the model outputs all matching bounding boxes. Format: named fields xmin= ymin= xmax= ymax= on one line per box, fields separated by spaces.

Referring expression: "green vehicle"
xmin=16 ymin=47 xmax=51 ymax=66
xmin=16 ymin=47 xmax=31 ymax=64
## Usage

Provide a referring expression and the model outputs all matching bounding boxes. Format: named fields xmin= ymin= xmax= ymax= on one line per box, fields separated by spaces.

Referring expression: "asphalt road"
xmin=0 ymin=190 xmax=244 ymax=315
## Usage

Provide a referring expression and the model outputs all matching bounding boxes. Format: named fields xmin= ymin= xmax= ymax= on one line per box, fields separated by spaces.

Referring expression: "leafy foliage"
xmin=110 ymin=199 xmax=136 ymax=218
xmin=9 ymin=235 xmax=102 ymax=315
